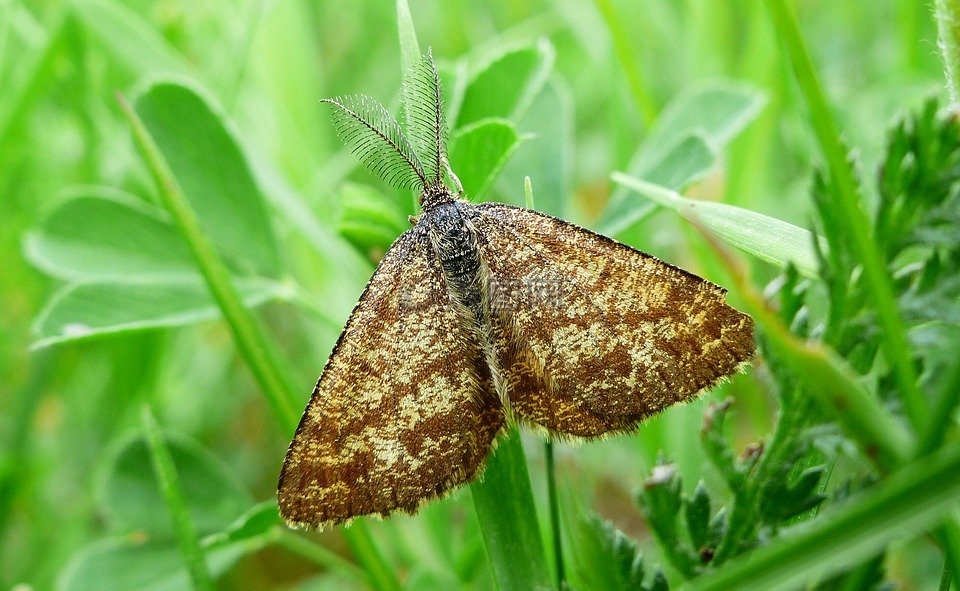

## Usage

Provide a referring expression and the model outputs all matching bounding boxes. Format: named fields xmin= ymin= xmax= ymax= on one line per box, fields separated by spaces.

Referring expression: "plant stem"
xmin=471 ymin=427 xmax=551 ymax=591
xmin=935 ymin=0 xmax=960 ymax=107
xmin=118 ymin=93 xmax=300 ymax=434
xmin=342 ymin=521 xmax=402 ymax=591
xmin=121 ymin=91 xmax=403 ymax=590
xmin=763 ymin=0 xmax=927 ymax=435
xmin=142 ymin=406 xmax=215 ymax=591
xmin=545 ymin=439 xmax=565 ymax=589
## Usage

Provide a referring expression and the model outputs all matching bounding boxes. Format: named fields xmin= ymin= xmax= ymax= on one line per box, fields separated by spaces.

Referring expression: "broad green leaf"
xmin=32 ymin=276 xmax=289 ymax=348
xmin=73 ymin=0 xmax=187 ymax=75
xmin=469 ymin=427 xmax=551 ymax=591
xmin=612 ymin=174 xmax=825 ymax=278
xmin=600 ymin=81 xmax=766 ymax=236
xmin=134 ymin=80 xmax=281 ymax=277
xmin=395 ymin=0 xmax=421 ymax=75
xmin=596 ymin=133 xmax=716 ymax=237
xmin=685 ymin=441 xmax=960 ymax=591
xmin=23 ymin=190 xmax=194 ymax=280
xmin=98 ymin=432 xmax=254 ymax=537
xmin=449 ymin=118 xmax=523 ymax=202
xmin=642 ymin=81 xmax=767 ymax=166
xmin=456 ymin=41 xmax=554 ymax=128
xmin=58 ymin=536 xmax=251 ymax=591
xmin=336 ymin=183 xmax=409 ymax=256
xmin=206 ymin=501 xmax=281 ymax=546
xmin=502 ymin=78 xmax=572 ymax=218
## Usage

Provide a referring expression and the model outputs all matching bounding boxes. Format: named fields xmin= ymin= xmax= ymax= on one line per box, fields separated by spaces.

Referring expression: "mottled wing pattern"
xmin=278 ymin=230 xmax=505 ymax=528
xmin=470 ymin=203 xmax=754 ymax=437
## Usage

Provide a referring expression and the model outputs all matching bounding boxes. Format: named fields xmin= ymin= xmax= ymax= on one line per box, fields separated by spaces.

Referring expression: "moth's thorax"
xmin=420 ymin=199 xmax=484 ymax=320
xmin=419 ymin=184 xmax=459 ymax=210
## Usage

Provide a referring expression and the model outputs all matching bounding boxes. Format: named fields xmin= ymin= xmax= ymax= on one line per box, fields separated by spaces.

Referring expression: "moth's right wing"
xmin=471 ymin=203 xmax=754 ymax=438
xmin=278 ymin=230 xmax=505 ymax=528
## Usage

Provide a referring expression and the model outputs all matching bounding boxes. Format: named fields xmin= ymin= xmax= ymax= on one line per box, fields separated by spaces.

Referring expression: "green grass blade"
xmin=683 ymin=441 xmax=960 ymax=591
xmin=471 ymin=427 xmax=551 ymax=591
xmin=593 ymin=0 xmax=656 ymax=125
xmin=117 ymin=93 xmax=300 ymax=433
xmin=141 ymin=406 xmax=214 ymax=591
xmin=612 ymin=173 xmax=824 ymax=277
xmin=342 ymin=521 xmax=402 ymax=591
xmin=272 ymin=527 xmax=368 ymax=583
xmin=395 ymin=0 xmax=421 ymax=74
xmin=764 ymin=0 xmax=926 ymax=433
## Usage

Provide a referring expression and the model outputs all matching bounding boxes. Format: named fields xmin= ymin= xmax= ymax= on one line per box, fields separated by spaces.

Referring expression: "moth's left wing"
xmin=278 ymin=230 xmax=505 ymax=528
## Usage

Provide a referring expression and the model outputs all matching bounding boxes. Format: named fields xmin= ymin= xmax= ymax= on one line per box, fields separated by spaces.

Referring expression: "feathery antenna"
xmin=321 ymin=95 xmax=427 ymax=190
xmin=402 ymin=49 xmax=447 ymax=188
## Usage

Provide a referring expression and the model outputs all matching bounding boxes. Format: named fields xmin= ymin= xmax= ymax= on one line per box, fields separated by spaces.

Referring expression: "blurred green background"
xmin=0 ymin=0 xmax=950 ymax=589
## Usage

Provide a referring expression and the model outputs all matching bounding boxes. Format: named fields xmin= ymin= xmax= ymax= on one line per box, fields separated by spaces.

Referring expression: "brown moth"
xmin=278 ymin=50 xmax=755 ymax=529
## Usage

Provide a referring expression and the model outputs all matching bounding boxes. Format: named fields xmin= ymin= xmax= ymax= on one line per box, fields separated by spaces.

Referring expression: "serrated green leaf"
xmin=23 ymin=190 xmax=194 ymax=281
xmin=685 ymin=442 xmax=960 ymax=591
xmin=639 ymin=463 xmax=700 ymax=578
xmin=685 ymin=481 xmax=713 ymax=551
xmin=456 ymin=42 xmax=554 ymax=128
xmin=32 ymin=276 xmax=288 ymax=348
xmin=134 ymin=80 xmax=281 ymax=277
xmin=573 ymin=515 xmax=648 ymax=591
xmin=57 ymin=536 xmax=250 ymax=591
xmin=612 ymin=173 xmax=825 ymax=278
xmin=98 ymin=432 xmax=253 ymax=537
xmin=449 ymin=118 xmax=523 ymax=201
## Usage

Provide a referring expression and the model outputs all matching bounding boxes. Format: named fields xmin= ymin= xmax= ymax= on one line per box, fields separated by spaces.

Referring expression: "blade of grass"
xmin=593 ymin=0 xmax=656 ymax=126
xmin=465 ymin=179 xmax=552 ymax=590
xmin=764 ymin=0 xmax=926 ymax=434
xmin=470 ymin=427 xmax=551 ymax=591
xmin=141 ymin=406 xmax=214 ymax=591
xmin=117 ymin=92 xmax=300 ymax=433
xmin=396 ymin=0 xmax=420 ymax=74
xmin=611 ymin=173 xmax=825 ymax=278
xmin=0 ymin=9 xmax=63 ymax=149
xmin=683 ymin=440 xmax=960 ymax=591
xmin=342 ymin=521 xmax=402 ymax=591
xmin=271 ymin=527 xmax=367 ymax=582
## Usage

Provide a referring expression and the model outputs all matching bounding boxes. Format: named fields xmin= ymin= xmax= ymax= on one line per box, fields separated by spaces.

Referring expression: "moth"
xmin=278 ymin=50 xmax=755 ymax=528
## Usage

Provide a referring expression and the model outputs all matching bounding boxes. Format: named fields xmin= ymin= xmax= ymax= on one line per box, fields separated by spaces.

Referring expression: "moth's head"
xmin=419 ymin=181 xmax=459 ymax=210
xmin=323 ymin=50 xmax=457 ymax=216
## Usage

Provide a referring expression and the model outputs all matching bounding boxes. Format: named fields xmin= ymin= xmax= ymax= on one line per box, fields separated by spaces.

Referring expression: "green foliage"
xmin=2 ymin=1 xmax=959 ymax=590
xmin=620 ymin=83 xmax=960 ymax=591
